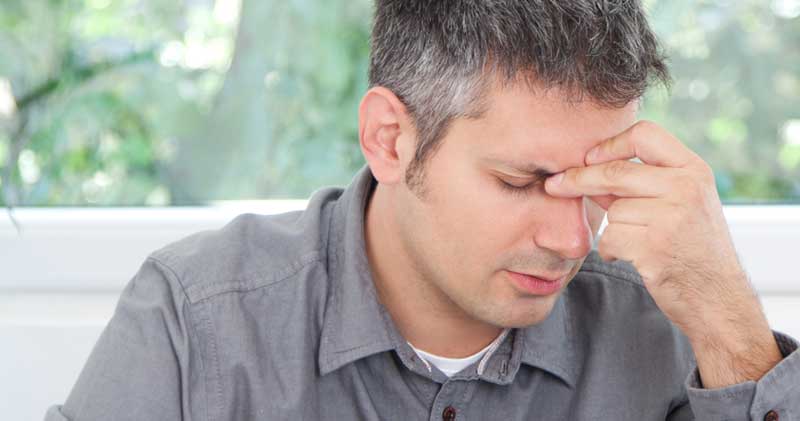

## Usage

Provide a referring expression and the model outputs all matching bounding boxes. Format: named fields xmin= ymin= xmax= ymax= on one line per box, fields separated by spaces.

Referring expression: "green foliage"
xmin=0 ymin=0 xmax=797 ymax=205
xmin=640 ymin=1 xmax=800 ymax=202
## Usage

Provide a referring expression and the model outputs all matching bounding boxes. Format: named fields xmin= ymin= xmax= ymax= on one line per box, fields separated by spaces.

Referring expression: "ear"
xmin=358 ymin=87 xmax=416 ymax=185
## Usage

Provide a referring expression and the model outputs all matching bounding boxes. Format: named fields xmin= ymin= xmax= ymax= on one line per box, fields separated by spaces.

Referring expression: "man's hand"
xmin=544 ymin=120 xmax=783 ymax=388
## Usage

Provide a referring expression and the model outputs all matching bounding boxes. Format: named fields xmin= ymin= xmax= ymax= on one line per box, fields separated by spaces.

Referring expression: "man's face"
xmin=393 ymin=79 xmax=638 ymax=328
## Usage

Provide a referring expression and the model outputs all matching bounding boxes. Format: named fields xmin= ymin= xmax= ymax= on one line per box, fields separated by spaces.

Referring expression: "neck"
xmin=364 ymin=183 xmax=502 ymax=358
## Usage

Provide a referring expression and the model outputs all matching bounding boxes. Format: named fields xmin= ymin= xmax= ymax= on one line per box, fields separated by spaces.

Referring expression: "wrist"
xmin=688 ymin=319 xmax=782 ymax=388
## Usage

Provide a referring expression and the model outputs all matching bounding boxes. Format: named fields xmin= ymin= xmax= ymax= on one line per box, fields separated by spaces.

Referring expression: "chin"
xmin=503 ymin=294 xmax=558 ymax=328
xmin=503 ymin=313 xmax=552 ymax=328
xmin=486 ymin=300 xmax=558 ymax=329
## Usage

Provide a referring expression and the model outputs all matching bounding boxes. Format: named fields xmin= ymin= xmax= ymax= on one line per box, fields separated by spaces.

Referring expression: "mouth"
xmin=512 ymin=271 xmax=569 ymax=282
xmin=505 ymin=270 xmax=570 ymax=296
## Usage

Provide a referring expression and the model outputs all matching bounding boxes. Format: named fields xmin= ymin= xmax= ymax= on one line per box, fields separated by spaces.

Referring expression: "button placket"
xmin=430 ymin=381 xmax=461 ymax=421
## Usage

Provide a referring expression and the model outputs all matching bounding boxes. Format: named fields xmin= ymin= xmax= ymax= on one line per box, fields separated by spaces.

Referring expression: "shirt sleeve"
xmin=684 ymin=330 xmax=800 ymax=421
xmin=44 ymin=257 xmax=195 ymax=421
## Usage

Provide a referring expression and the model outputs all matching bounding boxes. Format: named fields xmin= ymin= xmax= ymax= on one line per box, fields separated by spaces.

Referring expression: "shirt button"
xmin=442 ymin=406 xmax=457 ymax=421
xmin=764 ymin=410 xmax=779 ymax=421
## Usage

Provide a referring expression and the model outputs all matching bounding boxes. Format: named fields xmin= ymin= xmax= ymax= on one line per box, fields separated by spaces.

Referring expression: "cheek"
xmin=434 ymin=175 xmax=534 ymax=256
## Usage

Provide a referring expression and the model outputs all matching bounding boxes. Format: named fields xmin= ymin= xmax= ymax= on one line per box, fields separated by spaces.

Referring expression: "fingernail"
xmin=549 ymin=172 xmax=564 ymax=186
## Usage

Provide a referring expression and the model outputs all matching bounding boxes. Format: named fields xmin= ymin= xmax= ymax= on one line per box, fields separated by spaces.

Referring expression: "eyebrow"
xmin=483 ymin=158 xmax=557 ymax=180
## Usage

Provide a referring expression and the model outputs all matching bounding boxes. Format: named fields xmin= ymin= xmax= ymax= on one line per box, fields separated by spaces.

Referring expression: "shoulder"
xmin=567 ymin=251 xmax=655 ymax=317
xmin=575 ymin=250 xmax=647 ymax=289
xmin=568 ymin=251 xmax=670 ymax=326
xmin=146 ymin=187 xmax=344 ymax=303
xmin=561 ymin=252 xmax=696 ymax=410
xmin=567 ymin=250 xmax=695 ymax=365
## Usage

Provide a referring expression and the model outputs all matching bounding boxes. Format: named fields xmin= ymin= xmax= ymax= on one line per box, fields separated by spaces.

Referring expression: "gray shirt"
xmin=46 ymin=166 xmax=800 ymax=421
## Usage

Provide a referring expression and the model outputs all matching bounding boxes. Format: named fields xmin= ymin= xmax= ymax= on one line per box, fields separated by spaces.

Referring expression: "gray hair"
xmin=368 ymin=0 xmax=670 ymax=190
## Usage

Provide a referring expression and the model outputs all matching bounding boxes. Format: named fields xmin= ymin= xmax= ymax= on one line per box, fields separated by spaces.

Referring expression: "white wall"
xmin=1 ymin=205 xmax=799 ymax=421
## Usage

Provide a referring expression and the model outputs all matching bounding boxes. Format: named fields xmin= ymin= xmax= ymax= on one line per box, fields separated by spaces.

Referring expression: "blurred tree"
xmin=0 ymin=0 xmax=797 ymax=206
xmin=166 ymin=0 xmax=370 ymax=203
xmin=641 ymin=0 xmax=800 ymax=202
xmin=0 ymin=0 xmax=200 ymax=206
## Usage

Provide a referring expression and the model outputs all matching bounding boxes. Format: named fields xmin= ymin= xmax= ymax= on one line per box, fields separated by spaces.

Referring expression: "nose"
xmin=533 ymin=196 xmax=593 ymax=260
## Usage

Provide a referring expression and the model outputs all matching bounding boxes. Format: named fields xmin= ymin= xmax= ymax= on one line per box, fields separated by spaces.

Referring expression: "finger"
xmin=605 ymin=197 xmax=675 ymax=226
xmin=545 ymin=159 xmax=676 ymax=198
xmin=585 ymin=120 xmax=701 ymax=169
xmin=596 ymin=222 xmax=648 ymax=263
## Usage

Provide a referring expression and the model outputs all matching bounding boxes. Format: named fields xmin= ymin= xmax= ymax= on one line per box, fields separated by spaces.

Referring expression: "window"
xmin=0 ymin=0 xmax=798 ymax=206
xmin=1 ymin=3 xmax=798 ymax=420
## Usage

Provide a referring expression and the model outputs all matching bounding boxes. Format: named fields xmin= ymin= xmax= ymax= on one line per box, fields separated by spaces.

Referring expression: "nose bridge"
xmin=533 ymin=195 xmax=593 ymax=260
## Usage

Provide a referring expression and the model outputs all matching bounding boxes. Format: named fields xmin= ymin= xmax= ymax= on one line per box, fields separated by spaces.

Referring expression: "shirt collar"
xmin=318 ymin=165 xmax=399 ymax=376
xmin=318 ymin=165 xmax=579 ymax=388
xmin=517 ymin=292 xmax=579 ymax=388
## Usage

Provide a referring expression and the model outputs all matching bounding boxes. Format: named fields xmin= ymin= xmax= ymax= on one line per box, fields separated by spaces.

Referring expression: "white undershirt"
xmin=407 ymin=329 xmax=511 ymax=377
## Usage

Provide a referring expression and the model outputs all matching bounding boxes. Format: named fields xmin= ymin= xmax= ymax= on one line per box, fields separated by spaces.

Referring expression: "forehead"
xmin=459 ymin=79 xmax=639 ymax=171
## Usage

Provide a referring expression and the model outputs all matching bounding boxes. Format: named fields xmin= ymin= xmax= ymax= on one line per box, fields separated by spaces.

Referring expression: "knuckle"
xmin=570 ymin=168 xmax=586 ymax=186
xmin=631 ymin=120 xmax=656 ymax=138
xmin=697 ymin=162 xmax=715 ymax=184
xmin=673 ymin=173 xmax=705 ymax=202
xmin=635 ymin=119 xmax=658 ymax=131
xmin=603 ymin=160 xmax=630 ymax=180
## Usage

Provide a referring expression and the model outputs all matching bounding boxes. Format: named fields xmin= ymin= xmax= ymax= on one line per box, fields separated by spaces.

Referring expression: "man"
xmin=47 ymin=1 xmax=799 ymax=420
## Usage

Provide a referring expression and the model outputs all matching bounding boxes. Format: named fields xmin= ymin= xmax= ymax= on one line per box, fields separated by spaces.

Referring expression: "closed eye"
xmin=497 ymin=178 xmax=541 ymax=196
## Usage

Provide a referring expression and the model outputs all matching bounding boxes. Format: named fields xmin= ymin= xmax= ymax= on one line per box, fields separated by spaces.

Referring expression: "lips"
xmin=508 ymin=271 xmax=569 ymax=282
xmin=505 ymin=270 xmax=567 ymax=295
